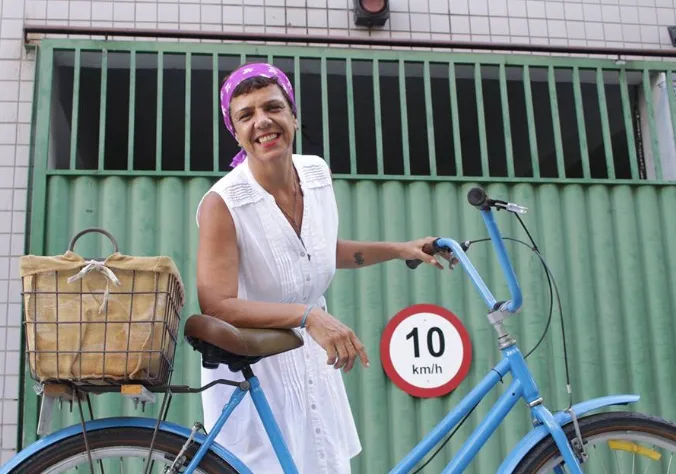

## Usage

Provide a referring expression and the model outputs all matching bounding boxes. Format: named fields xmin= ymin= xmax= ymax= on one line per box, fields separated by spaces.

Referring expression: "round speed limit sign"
xmin=380 ymin=304 xmax=472 ymax=398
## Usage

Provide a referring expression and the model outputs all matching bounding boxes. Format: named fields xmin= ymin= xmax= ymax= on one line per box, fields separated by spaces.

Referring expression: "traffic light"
xmin=353 ymin=0 xmax=390 ymax=28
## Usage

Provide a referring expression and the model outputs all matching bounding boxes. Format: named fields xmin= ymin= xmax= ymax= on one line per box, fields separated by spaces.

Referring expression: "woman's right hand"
xmin=304 ymin=307 xmax=370 ymax=373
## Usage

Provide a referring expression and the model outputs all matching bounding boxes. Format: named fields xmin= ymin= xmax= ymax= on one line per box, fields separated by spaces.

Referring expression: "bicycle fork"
xmin=531 ymin=404 xmax=584 ymax=473
xmin=497 ymin=326 xmax=584 ymax=473
xmin=491 ymin=307 xmax=585 ymax=474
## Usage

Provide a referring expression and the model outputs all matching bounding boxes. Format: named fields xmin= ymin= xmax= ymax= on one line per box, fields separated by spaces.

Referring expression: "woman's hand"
xmin=304 ymin=307 xmax=369 ymax=373
xmin=395 ymin=236 xmax=458 ymax=269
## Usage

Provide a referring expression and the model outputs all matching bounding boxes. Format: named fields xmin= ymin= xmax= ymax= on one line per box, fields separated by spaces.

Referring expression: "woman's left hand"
xmin=395 ymin=236 xmax=458 ymax=270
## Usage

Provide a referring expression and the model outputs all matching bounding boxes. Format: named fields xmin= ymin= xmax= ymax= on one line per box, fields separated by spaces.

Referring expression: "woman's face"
xmin=229 ymin=83 xmax=297 ymax=165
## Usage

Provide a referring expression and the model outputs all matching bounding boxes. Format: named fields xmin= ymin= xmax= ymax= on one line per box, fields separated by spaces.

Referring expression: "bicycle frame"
xmin=0 ymin=192 xmax=643 ymax=474
xmin=390 ymin=346 xmax=578 ymax=474
xmin=182 ymin=344 xmax=584 ymax=474
xmin=179 ymin=204 xmax=585 ymax=474
xmin=182 ymin=375 xmax=299 ymax=474
xmin=390 ymin=207 xmax=583 ymax=473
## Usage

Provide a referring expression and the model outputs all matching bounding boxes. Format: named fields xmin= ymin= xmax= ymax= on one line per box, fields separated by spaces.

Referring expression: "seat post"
xmin=241 ymin=365 xmax=255 ymax=380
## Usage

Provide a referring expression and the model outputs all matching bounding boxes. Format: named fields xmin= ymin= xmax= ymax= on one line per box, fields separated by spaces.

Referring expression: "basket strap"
xmin=67 ymin=260 xmax=121 ymax=313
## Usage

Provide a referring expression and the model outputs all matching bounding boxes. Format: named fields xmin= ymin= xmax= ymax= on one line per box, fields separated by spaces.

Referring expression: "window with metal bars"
xmin=45 ymin=45 xmax=676 ymax=182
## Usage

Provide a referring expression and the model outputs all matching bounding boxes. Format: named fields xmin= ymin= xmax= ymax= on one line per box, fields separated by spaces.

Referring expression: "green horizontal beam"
xmin=44 ymin=169 xmax=676 ymax=186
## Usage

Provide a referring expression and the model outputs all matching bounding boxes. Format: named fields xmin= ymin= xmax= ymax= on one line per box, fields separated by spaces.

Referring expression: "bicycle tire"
xmin=514 ymin=411 xmax=676 ymax=473
xmin=9 ymin=426 xmax=240 ymax=474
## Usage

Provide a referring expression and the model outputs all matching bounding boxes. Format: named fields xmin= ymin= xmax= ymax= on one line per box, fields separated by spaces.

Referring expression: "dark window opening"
xmin=189 ymin=54 xmax=216 ymax=172
xmin=326 ymin=59 xmax=350 ymax=174
xmin=132 ymin=53 xmax=158 ymax=171
xmin=455 ymin=64 xmax=483 ymax=177
xmin=298 ymin=58 xmax=324 ymax=159
xmin=48 ymin=49 xmax=648 ymax=180
xmin=380 ymin=61 xmax=405 ymax=175
xmin=506 ymin=66 xmax=535 ymax=179
xmin=353 ymin=59 xmax=378 ymax=175
xmin=482 ymin=65 xmax=508 ymax=178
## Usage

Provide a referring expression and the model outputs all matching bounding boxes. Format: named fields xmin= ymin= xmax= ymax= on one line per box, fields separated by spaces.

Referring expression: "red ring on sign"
xmin=380 ymin=304 xmax=472 ymax=398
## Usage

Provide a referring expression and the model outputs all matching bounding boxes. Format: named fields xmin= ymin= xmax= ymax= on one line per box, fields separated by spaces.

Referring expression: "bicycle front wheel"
xmin=515 ymin=411 xmax=676 ymax=473
xmin=9 ymin=426 xmax=240 ymax=474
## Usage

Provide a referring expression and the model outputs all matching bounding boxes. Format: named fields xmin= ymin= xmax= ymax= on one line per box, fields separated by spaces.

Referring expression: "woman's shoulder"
xmin=293 ymin=154 xmax=329 ymax=168
xmin=206 ymin=165 xmax=262 ymax=208
xmin=293 ymin=154 xmax=332 ymax=188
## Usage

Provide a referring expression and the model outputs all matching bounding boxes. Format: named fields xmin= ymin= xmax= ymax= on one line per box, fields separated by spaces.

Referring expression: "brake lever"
xmin=492 ymin=201 xmax=528 ymax=214
xmin=505 ymin=202 xmax=528 ymax=214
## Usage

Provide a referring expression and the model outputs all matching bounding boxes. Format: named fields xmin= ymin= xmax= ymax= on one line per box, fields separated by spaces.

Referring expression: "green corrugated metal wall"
xmin=32 ymin=176 xmax=676 ymax=473
xmin=19 ymin=37 xmax=676 ymax=472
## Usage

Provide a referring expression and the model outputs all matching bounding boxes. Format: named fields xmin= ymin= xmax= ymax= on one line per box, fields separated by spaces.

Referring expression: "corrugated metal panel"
xmin=29 ymin=176 xmax=676 ymax=473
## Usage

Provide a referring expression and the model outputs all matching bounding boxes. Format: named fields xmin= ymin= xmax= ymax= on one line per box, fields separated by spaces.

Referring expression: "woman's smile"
xmin=256 ymin=132 xmax=281 ymax=148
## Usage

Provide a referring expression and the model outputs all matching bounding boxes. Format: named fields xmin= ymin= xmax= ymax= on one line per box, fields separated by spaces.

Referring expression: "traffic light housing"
xmin=353 ymin=0 xmax=390 ymax=28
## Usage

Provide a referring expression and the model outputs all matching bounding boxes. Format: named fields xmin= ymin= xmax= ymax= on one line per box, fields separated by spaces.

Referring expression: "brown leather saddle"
xmin=183 ymin=314 xmax=304 ymax=372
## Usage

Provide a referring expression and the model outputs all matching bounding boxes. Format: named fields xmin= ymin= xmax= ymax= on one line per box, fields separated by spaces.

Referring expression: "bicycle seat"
xmin=183 ymin=314 xmax=304 ymax=372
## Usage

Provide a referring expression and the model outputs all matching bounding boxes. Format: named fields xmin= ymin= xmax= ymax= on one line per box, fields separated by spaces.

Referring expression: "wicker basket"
xmin=19 ymin=228 xmax=185 ymax=387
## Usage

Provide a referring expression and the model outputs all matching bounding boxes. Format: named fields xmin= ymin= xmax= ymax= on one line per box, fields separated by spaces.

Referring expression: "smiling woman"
xmin=222 ymin=72 xmax=298 ymax=168
xmin=194 ymin=62 xmax=453 ymax=474
xmin=228 ymin=83 xmax=298 ymax=169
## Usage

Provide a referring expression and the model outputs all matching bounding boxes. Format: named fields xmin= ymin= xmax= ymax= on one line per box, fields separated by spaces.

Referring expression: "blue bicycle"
xmin=3 ymin=187 xmax=676 ymax=474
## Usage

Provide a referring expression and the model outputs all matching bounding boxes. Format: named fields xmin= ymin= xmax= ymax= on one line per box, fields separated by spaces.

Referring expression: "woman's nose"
xmin=254 ymin=111 xmax=272 ymax=128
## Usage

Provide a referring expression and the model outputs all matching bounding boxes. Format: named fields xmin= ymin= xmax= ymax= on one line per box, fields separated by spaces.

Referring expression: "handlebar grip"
xmin=467 ymin=187 xmax=488 ymax=208
xmin=405 ymin=239 xmax=442 ymax=269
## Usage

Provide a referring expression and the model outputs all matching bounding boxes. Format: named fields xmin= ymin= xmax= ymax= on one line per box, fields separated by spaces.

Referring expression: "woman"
xmin=195 ymin=63 xmax=451 ymax=474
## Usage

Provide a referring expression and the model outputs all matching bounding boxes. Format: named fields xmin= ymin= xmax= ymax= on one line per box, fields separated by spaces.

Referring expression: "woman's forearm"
xmin=335 ymin=239 xmax=403 ymax=269
xmin=198 ymin=292 xmax=310 ymax=329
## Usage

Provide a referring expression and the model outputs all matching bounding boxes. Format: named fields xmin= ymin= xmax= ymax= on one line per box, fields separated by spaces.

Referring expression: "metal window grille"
xmin=33 ymin=40 xmax=676 ymax=183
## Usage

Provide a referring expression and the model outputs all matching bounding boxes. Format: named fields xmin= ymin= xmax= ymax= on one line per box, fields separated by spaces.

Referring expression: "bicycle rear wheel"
xmin=9 ymin=426 xmax=239 ymax=474
xmin=515 ymin=411 xmax=676 ymax=473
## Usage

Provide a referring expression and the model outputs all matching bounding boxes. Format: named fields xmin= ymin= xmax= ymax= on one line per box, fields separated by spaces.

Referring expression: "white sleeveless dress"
xmin=195 ymin=154 xmax=362 ymax=474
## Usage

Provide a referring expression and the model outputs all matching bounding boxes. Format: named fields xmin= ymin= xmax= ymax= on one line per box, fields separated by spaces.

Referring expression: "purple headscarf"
xmin=220 ymin=63 xmax=297 ymax=168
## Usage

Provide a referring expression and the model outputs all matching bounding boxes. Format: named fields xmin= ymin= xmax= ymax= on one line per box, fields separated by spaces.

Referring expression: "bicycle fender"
xmin=0 ymin=417 xmax=252 ymax=474
xmin=496 ymin=394 xmax=640 ymax=474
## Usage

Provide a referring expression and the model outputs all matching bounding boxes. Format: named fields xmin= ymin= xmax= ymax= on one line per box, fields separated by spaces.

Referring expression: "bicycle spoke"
xmin=595 ymin=444 xmax=610 ymax=474
xmin=631 ymin=452 xmax=636 ymax=474
xmin=616 ymin=450 xmax=621 ymax=474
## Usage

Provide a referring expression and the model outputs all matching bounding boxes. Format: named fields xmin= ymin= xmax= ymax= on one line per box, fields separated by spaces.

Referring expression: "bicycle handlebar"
xmin=406 ymin=187 xmax=523 ymax=314
xmin=467 ymin=186 xmax=489 ymax=208
xmin=405 ymin=240 xmax=443 ymax=269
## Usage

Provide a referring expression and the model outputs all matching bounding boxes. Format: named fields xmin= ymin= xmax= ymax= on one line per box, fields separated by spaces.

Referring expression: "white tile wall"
xmin=0 ymin=0 xmax=29 ymax=461
xmin=1 ymin=0 xmax=675 ymax=463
